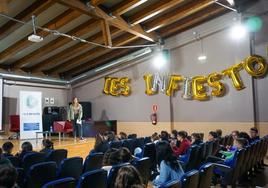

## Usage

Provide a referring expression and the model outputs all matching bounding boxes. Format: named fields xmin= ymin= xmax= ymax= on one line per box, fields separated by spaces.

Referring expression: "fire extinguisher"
xmin=151 ymin=104 xmax=158 ymax=125
xmin=151 ymin=112 xmax=157 ymax=125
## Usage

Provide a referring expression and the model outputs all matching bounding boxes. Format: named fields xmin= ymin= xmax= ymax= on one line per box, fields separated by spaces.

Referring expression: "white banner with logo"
xmin=20 ymin=91 xmax=43 ymax=139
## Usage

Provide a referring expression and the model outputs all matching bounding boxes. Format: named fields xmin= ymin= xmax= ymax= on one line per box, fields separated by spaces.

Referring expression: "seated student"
xmin=118 ymin=132 xmax=128 ymax=140
xmin=249 ymin=127 xmax=260 ymax=143
xmin=40 ymin=139 xmax=54 ymax=154
xmin=0 ymin=163 xmax=17 ymax=188
xmin=115 ymin=165 xmax=145 ymax=188
xmin=0 ymin=148 xmax=11 ymax=166
xmin=151 ymin=132 xmax=160 ymax=144
xmin=231 ymin=130 xmax=239 ymax=140
xmin=91 ymin=134 xmax=110 ymax=153
xmin=207 ymin=138 xmax=247 ymax=166
xmin=208 ymin=131 xmax=218 ymax=141
xmin=170 ymin=131 xmax=190 ymax=157
xmin=160 ymin=131 xmax=169 ymax=142
xmin=153 ymin=144 xmax=184 ymax=187
xmin=2 ymin=142 xmax=14 ymax=157
xmin=171 ymin=130 xmax=180 ymax=147
xmin=237 ymin=132 xmax=250 ymax=145
xmin=16 ymin=141 xmax=33 ymax=162
xmin=191 ymin=133 xmax=203 ymax=146
xmin=216 ymin=129 xmax=222 ymax=139
xmin=102 ymin=147 xmax=133 ymax=175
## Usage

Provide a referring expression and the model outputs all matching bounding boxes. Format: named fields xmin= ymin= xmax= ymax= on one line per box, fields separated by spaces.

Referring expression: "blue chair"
xmin=42 ymin=177 xmax=76 ymax=188
xmin=22 ymin=152 xmax=46 ymax=173
xmin=142 ymin=143 xmax=157 ymax=172
xmin=198 ymin=163 xmax=214 ymax=188
xmin=26 ymin=161 xmax=57 ymax=188
xmin=160 ymin=180 xmax=181 ymax=188
xmin=179 ymin=145 xmax=200 ymax=171
xmin=110 ymin=141 xmax=122 ymax=149
xmin=144 ymin=136 xmax=151 ymax=144
xmin=58 ymin=157 xmax=83 ymax=181
xmin=132 ymin=157 xmax=151 ymax=186
xmin=16 ymin=168 xmax=24 ymax=188
xmin=122 ymin=139 xmax=136 ymax=154
xmin=7 ymin=156 xmax=20 ymax=167
xmin=46 ymin=149 xmax=68 ymax=166
xmin=77 ymin=169 xmax=107 ymax=188
xmin=83 ymin=152 xmax=104 ymax=173
xmin=107 ymin=163 xmax=130 ymax=188
xmin=181 ymin=170 xmax=199 ymax=188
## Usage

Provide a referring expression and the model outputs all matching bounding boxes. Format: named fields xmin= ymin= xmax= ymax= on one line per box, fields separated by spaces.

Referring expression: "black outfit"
xmin=72 ymin=114 xmax=83 ymax=139
xmin=2 ymin=153 xmax=13 ymax=157
xmin=192 ymin=139 xmax=203 ymax=146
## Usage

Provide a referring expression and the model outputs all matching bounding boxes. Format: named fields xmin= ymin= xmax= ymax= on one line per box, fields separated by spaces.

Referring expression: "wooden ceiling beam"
xmin=110 ymin=0 xmax=148 ymax=16
xmin=30 ymin=27 xmax=122 ymax=72
xmin=144 ymin=0 xmax=214 ymax=33
xmin=0 ymin=9 xmax=80 ymax=64
xmin=54 ymin=0 xmax=157 ymax=42
xmin=0 ymin=0 xmax=9 ymax=13
xmin=0 ymin=0 xmax=54 ymax=40
xmin=100 ymin=19 xmax=112 ymax=47
xmin=90 ymin=0 xmax=106 ymax=6
xmin=11 ymin=19 xmax=98 ymax=69
xmin=159 ymin=5 xmax=227 ymax=38
xmin=128 ymin=0 xmax=185 ymax=26
xmin=65 ymin=39 xmax=146 ymax=77
xmin=45 ymin=33 xmax=138 ymax=74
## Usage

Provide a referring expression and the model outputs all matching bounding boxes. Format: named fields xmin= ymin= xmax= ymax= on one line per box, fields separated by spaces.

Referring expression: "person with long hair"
xmin=153 ymin=144 xmax=184 ymax=187
xmin=40 ymin=139 xmax=54 ymax=154
xmin=115 ymin=165 xmax=145 ymax=188
xmin=68 ymin=97 xmax=83 ymax=140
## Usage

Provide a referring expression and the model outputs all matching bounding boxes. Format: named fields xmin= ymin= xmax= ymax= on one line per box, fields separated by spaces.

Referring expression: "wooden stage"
xmin=0 ymin=136 xmax=95 ymax=159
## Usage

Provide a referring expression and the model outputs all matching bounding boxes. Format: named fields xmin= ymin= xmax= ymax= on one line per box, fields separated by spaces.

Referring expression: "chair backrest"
xmin=22 ymin=152 xmax=46 ymax=173
xmin=42 ymin=177 xmax=76 ymax=188
xmin=83 ymin=152 xmax=104 ymax=173
xmin=110 ymin=141 xmax=122 ymax=149
xmin=16 ymin=168 xmax=24 ymax=188
xmin=181 ymin=170 xmax=199 ymax=188
xmin=160 ymin=180 xmax=181 ymax=188
xmin=196 ymin=143 xmax=206 ymax=167
xmin=134 ymin=137 xmax=145 ymax=149
xmin=185 ymin=145 xmax=200 ymax=171
xmin=122 ymin=139 xmax=136 ymax=154
xmin=26 ymin=161 xmax=57 ymax=188
xmin=46 ymin=149 xmax=68 ymax=166
xmin=212 ymin=139 xmax=220 ymax=155
xmin=107 ymin=163 xmax=130 ymax=188
xmin=132 ymin=157 xmax=151 ymax=186
xmin=143 ymin=143 xmax=157 ymax=171
xmin=77 ymin=169 xmax=107 ymax=188
xmin=204 ymin=141 xmax=213 ymax=160
xmin=144 ymin=136 xmax=151 ymax=144
xmin=7 ymin=156 xmax=20 ymax=167
xmin=198 ymin=163 xmax=214 ymax=188
xmin=58 ymin=157 xmax=83 ymax=180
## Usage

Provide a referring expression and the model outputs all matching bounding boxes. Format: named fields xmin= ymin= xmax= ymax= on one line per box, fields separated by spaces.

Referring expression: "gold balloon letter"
xmin=120 ymin=77 xmax=131 ymax=96
xmin=192 ymin=76 xmax=209 ymax=101
xmin=166 ymin=75 xmax=184 ymax=96
xmin=222 ymin=63 xmax=245 ymax=90
xmin=103 ymin=77 xmax=112 ymax=95
xmin=109 ymin=78 xmax=121 ymax=96
xmin=207 ymin=73 xmax=225 ymax=97
xmin=143 ymin=74 xmax=155 ymax=95
xmin=244 ymin=55 xmax=267 ymax=77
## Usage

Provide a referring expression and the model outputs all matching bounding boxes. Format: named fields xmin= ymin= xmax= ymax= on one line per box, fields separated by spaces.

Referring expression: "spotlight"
xmin=230 ymin=23 xmax=247 ymax=40
xmin=226 ymin=0 xmax=235 ymax=6
xmin=198 ymin=55 xmax=207 ymax=61
xmin=152 ymin=49 xmax=169 ymax=69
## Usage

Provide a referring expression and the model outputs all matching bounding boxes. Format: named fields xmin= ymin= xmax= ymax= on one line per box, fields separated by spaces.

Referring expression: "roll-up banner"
xmin=20 ymin=91 xmax=43 ymax=139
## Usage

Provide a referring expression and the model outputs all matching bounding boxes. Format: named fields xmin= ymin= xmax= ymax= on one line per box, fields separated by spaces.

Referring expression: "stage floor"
xmin=0 ymin=136 xmax=95 ymax=159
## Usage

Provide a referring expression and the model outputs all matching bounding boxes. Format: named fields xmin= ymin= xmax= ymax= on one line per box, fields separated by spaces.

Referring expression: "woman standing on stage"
xmin=68 ymin=97 xmax=83 ymax=140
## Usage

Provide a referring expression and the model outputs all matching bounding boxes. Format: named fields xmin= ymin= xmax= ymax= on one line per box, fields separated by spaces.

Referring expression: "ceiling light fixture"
xmin=28 ymin=15 xmax=43 ymax=43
